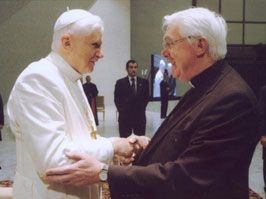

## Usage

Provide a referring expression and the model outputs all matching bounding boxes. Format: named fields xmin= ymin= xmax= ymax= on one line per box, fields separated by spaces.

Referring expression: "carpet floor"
xmin=0 ymin=180 xmax=263 ymax=199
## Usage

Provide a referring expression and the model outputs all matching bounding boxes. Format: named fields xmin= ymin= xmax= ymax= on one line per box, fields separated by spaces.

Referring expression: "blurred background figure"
xmin=83 ymin=75 xmax=99 ymax=126
xmin=114 ymin=60 xmax=149 ymax=137
xmin=160 ymin=69 xmax=170 ymax=118
xmin=153 ymin=59 xmax=166 ymax=97
xmin=0 ymin=93 xmax=4 ymax=141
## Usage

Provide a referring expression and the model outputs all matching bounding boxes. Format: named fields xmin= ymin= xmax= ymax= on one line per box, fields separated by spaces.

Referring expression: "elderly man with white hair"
xmin=7 ymin=9 xmax=147 ymax=199
xmin=45 ymin=7 xmax=260 ymax=199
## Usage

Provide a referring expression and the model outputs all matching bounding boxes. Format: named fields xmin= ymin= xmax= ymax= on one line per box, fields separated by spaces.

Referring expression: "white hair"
xmin=51 ymin=9 xmax=104 ymax=52
xmin=162 ymin=7 xmax=227 ymax=61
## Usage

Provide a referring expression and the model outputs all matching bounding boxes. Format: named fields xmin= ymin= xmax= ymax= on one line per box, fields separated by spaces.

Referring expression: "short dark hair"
xmin=126 ymin=60 xmax=137 ymax=70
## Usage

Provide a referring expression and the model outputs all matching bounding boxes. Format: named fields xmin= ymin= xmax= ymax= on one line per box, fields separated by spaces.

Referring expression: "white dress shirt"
xmin=7 ymin=51 xmax=114 ymax=199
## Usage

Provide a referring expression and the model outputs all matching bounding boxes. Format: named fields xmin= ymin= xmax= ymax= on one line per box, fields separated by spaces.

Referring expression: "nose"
xmin=161 ymin=48 xmax=169 ymax=59
xmin=96 ymin=49 xmax=104 ymax=59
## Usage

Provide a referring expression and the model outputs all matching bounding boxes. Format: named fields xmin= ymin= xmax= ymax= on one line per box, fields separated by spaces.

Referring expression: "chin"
xmin=87 ymin=66 xmax=94 ymax=73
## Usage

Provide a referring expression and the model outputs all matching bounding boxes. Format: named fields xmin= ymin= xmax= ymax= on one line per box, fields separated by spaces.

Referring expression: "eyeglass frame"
xmin=162 ymin=36 xmax=195 ymax=49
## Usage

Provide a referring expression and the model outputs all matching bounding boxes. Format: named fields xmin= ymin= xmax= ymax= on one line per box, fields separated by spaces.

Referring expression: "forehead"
xmin=163 ymin=25 xmax=181 ymax=41
xmin=80 ymin=30 xmax=102 ymax=42
xmin=128 ymin=63 xmax=138 ymax=67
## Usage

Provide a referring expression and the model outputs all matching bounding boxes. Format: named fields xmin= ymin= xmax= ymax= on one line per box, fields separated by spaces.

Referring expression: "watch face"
xmin=99 ymin=171 xmax=108 ymax=181
xmin=99 ymin=164 xmax=109 ymax=182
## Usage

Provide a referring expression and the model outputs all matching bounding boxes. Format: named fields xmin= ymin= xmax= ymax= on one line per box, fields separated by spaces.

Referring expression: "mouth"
xmin=89 ymin=61 xmax=96 ymax=65
xmin=165 ymin=57 xmax=175 ymax=66
xmin=169 ymin=60 xmax=176 ymax=67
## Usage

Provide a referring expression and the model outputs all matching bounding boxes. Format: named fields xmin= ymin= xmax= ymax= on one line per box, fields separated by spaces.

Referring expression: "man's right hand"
xmin=261 ymin=136 xmax=266 ymax=147
xmin=128 ymin=134 xmax=151 ymax=153
xmin=110 ymin=137 xmax=135 ymax=159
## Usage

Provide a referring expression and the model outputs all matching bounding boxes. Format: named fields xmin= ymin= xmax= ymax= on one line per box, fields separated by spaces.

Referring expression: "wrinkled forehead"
xmin=163 ymin=25 xmax=181 ymax=41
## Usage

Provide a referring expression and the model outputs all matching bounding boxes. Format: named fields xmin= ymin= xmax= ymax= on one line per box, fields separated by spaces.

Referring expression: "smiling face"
xmin=65 ymin=30 xmax=104 ymax=74
xmin=161 ymin=26 xmax=198 ymax=82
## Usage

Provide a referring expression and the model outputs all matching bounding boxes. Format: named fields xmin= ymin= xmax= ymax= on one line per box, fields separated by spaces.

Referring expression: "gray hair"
xmin=162 ymin=7 xmax=227 ymax=61
xmin=51 ymin=9 xmax=104 ymax=52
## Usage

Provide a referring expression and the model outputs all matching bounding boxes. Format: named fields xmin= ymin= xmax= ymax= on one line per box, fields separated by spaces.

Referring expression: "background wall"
xmin=90 ymin=0 xmax=130 ymax=105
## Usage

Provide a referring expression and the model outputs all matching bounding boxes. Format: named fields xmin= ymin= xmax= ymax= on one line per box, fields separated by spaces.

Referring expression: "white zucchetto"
xmin=54 ymin=9 xmax=95 ymax=31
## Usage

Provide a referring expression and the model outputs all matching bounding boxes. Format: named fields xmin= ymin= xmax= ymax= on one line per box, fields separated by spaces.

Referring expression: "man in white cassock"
xmin=7 ymin=9 xmax=141 ymax=199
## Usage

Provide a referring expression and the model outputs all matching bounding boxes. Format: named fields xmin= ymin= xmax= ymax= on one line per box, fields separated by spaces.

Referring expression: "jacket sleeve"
xmin=142 ymin=79 xmax=150 ymax=107
xmin=114 ymin=80 xmax=125 ymax=112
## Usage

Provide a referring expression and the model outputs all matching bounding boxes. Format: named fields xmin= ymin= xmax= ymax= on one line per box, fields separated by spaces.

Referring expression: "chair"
xmin=96 ymin=96 xmax=105 ymax=121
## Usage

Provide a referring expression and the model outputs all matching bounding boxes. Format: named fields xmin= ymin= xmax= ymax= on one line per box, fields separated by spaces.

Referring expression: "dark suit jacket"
xmin=83 ymin=82 xmax=99 ymax=125
xmin=114 ymin=76 xmax=149 ymax=124
xmin=108 ymin=61 xmax=260 ymax=199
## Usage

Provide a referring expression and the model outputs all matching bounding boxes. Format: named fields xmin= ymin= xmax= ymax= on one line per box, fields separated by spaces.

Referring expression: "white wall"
xmin=89 ymin=0 xmax=130 ymax=105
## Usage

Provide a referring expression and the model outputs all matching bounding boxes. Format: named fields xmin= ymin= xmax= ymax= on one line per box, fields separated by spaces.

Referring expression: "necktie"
xmin=131 ymin=77 xmax=136 ymax=95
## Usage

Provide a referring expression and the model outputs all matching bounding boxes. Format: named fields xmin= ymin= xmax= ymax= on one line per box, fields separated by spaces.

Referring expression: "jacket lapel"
xmin=136 ymin=77 xmax=142 ymax=95
xmin=138 ymin=88 xmax=206 ymax=161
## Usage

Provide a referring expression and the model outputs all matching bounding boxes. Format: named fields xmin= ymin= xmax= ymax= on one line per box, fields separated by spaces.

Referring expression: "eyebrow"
xmin=163 ymin=35 xmax=174 ymax=41
xmin=91 ymin=41 xmax=102 ymax=48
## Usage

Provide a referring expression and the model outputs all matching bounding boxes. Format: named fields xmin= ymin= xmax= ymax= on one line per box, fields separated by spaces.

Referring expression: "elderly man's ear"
xmin=61 ymin=34 xmax=72 ymax=51
xmin=195 ymin=37 xmax=208 ymax=57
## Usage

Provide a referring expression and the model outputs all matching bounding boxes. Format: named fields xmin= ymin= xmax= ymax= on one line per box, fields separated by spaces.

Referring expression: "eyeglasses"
xmin=162 ymin=36 xmax=193 ymax=49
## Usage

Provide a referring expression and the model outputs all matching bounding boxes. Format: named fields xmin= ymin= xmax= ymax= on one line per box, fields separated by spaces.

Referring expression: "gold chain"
xmin=64 ymin=76 xmax=98 ymax=140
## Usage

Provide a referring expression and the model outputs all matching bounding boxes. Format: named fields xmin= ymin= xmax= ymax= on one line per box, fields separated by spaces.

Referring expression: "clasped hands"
xmin=44 ymin=135 xmax=150 ymax=186
xmin=111 ymin=135 xmax=150 ymax=165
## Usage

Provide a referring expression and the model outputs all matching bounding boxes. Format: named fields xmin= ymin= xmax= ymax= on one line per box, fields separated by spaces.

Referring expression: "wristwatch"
xmin=99 ymin=164 xmax=109 ymax=182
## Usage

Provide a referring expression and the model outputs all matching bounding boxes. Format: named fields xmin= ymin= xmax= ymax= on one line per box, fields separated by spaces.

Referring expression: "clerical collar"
xmin=188 ymin=81 xmax=195 ymax=88
xmin=190 ymin=60 xmax=224 ymax=88
xmin=47 ymin=51 xmax=82 ymax=82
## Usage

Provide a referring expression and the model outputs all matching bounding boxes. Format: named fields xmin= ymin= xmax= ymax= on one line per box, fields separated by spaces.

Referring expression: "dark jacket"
xmin=108 ymin=60 xmax=260 ymax=199
xmin=83 ymin=82 xmax=99 ymax=125
xmin=114 ymin=76 xmax=149 ymax=123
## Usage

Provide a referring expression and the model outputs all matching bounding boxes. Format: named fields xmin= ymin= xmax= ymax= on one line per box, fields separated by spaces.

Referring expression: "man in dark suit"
xmin=0 ymin=93 xmax=4 ymax=141
xmin=45 ymin=7 xmax=260 ymax=199
xmin=160 ymin=69 xmax=170 ymax=118
xmin=83 ymin=75 xmax=99 ymax=125
xmin=258 ymin=86 xmax=266 ymax=192
xmin=114 ymin=60 xmax=149 ymax=137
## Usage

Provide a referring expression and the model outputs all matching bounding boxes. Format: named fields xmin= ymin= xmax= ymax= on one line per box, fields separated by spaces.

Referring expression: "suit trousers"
xmin=119 ymin=118 xmax=146 ymax=137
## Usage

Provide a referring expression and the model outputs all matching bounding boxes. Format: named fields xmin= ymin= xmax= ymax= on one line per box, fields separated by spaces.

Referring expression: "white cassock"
xmin=7 ymin=51 xmax=114 ymax=199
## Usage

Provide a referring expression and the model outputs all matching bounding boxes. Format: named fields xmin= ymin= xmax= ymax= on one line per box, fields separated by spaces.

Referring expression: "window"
xmin=195 ymin=0 xmax=266 ymax=45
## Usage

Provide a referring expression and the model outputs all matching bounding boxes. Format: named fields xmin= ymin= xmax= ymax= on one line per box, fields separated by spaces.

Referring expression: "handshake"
xmin=110 ymin=134 xmax=151 ymax=165
xmin=44 ymin=135 xmax=150 ymax=186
